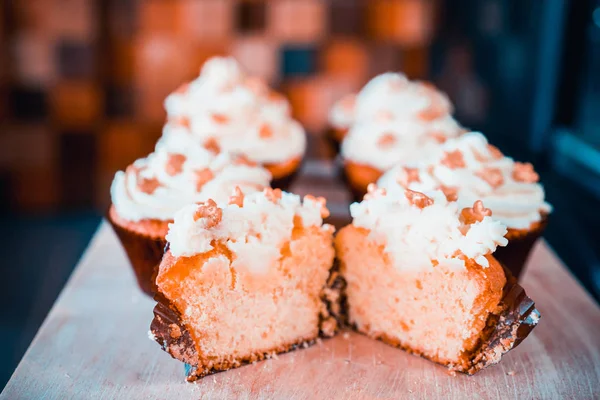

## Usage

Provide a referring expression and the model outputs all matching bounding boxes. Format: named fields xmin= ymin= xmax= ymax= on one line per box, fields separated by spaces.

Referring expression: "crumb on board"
xmin=343 ymin=332 xmax=350 ymax=340
xmin=507 ymin=370 xmax=516 ymax=376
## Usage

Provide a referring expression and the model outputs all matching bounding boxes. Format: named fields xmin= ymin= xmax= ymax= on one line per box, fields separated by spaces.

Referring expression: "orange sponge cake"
xmin=150 ymin=188 xmax=339 ymax=381
xmin=335 ymin=185 xmax=540 ymax=374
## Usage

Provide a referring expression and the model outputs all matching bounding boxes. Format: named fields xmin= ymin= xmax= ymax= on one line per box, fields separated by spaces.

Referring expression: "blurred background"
xmin=1 ymin=0 xmax=599 ymax=388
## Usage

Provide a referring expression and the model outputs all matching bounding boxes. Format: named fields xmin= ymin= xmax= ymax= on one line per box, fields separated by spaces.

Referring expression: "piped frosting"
xmin=341 ymin=116 xmax=463 ymax=171
xmin=163 ymin=56 xmax=306 ymax=165
xmin=110 ymin=123 xmax=271 ymax=222
xmin=350 ymin=185 xmax=508 ymax=271
xmin=166 ymin=189 xmax=333 ymax=273
xmin=377 ymin=132 xmax=552 ymax=230
xmin=329 ymin=72 xmax=454 ymax=130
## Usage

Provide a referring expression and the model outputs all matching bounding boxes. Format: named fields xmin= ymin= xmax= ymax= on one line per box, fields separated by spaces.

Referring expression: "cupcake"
xmin=377 ymin=132 xmax=552 ymax=278
xmin=335 ymin=185 xmax=540 ymax=374
xmin=328 ymin=72 xmax=455 ymax=145
xmin=150 ymin=188 xmax=339 ymax=381
xmin=163 ymin=56 xmax=306 ymax=189
xmin=108 ymin=124 xmax=272 ymax=295
xmin=341 ymin=115 xmax=463 ymax=199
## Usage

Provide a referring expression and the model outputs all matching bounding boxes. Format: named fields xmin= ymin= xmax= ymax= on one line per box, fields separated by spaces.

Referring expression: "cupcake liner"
xmin=270 ymin=167 xmax=300 ymax=192
xmin=493 ymin=215 xmax=549 ymax=280
xmin=107 ymin=212 xmax=167 ymax=296
xmin=341 ymin=162 xmax=384 ymax=202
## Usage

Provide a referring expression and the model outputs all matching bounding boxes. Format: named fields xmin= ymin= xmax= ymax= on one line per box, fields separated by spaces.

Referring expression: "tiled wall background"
xmin=0 ymin=0 xmax=440 ymax=212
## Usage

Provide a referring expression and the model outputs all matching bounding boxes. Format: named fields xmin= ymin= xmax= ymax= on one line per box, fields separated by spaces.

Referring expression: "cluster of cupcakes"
xmin=108 ymin=58 xmax=548 ymax=382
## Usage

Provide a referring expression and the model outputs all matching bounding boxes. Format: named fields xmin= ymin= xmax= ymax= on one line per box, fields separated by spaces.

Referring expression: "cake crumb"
xmin=316 ymin=338 xmax=323 ymax=345
xmin=344 ymin=359 xmax=351 ymax=364
xmin=302 ymin=342 xmax=309 ymax=349
xmin=506 ymin=370 xmax=516 ymax=376
xmin=343 ymin=332 xmax=350 ymax=340
xmin=447 ymin=370 xmax=457 ymax=377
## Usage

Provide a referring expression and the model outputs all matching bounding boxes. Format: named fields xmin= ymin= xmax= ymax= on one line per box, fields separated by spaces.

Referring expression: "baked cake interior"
xmin=335 ymin=186 xmax=512 ymax=372
xmin=154 ymin=190 xmax=335 ymax=378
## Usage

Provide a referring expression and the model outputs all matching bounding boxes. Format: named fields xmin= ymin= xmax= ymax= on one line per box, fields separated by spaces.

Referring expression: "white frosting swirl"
xmin=341 ymin=116 xmax=463 ymax=171
xmin=329 ymin=72 xmax=454 ymax=129
xmin=350 ymin=188 xmax=508 ymax=271
xmin=163 ymin=56 xmax=306 ymax=164
xmin=110 ymin=123 xmax=272 ymax=222
xmin=166 ymin=190 xmax=333 ymax=273
xmin=377 ymin=132 xmax=552 ymax=230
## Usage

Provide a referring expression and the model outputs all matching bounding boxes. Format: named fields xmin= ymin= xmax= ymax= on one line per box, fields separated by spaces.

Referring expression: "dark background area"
xmin=1 ymin=0 xmax=599 ymax=390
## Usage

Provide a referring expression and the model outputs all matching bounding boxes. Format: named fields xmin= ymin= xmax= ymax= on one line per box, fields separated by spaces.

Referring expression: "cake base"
xmin=107 ymin=206 xmax=168 ymax=296
xmin=494 ymin=215 xmax=549 ymax=279
xmin=151 ymin=261 xmax=343 ymax=381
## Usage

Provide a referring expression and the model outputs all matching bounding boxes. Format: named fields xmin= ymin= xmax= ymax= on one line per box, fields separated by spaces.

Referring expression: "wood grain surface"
xmin=2 ymin=220 xmax=600 ymax=399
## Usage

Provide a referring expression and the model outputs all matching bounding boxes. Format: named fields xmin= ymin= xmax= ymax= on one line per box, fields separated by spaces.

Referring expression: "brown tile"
xmin=47 ymin=0 xmax=97 ymax=40
xmin=0 ymin=125 xmax=55 ymax=170
xmin=268 ymin=0 xmax=327 ymax=43
xmin=401 ymin=46 xmax=429 ymax=79
xmin=58 ymin=131 xmax=97 ymax=208
xmin=11 ymin=166 xmax=60 ymax=211
xmin=321 ymin=39 xmax=369 ymax=82
xmin=368 ymin=0 xmax=434 ymax=46
xmin=50 ymin=81 xmax=102 ymax=127
xmin=369 ymin=43 xmax=403 ymax=76
xmin=236 ymin=1 xmax=266 ymax=33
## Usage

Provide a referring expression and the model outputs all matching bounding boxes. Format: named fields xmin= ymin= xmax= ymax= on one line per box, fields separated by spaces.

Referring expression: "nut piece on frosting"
xmin=151 ymin=188 xmax=339 ymax=381
xmin=335 ymin=185 xmax=539 ymax=375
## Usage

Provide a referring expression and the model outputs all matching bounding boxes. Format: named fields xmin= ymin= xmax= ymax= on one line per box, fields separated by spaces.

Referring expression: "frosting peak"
xmin=377 ymin=132 xmax=552 ymax=229
xmin=350 ymin=185 xmax=508 ymax=271
xmin=163 ymin=56 xmax=306 ymax=165
xmin=166 ymin=189 xmax=334 ymax=273
xmin=110 ymin=123 xmax=272 ymax=222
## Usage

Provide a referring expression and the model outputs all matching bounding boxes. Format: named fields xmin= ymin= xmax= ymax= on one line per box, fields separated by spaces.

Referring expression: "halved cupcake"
xmin=150 ymin=188 xmax=339 ymax=381
xmin=341 ymin=114 xmax=463 ymax=199
xmin=335 ymin=185 xmax=540 ymax=374
xmin=328 ymin=72 xmax=455 ymax=145
xmin=377 ymin=132 xmax=552 ymax=278
xmin=163 ymin=56 xmax=306 ymax=189
xmin=108 ymin=125 xmax=271 ymax=295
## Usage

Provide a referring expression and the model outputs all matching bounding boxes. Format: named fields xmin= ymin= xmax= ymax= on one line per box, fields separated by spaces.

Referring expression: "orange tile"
xmin=50 ymin=81 xmax=102 ymax=127
xmin=368 ymin=0 xmax=434 ymax=47
xmin=268 ymin=0 xmax=327 ymax=43
xmin=284 ymin=75 xmax=355 ymax=134
xmin=177 ymin=0 xmax=234 ymax=39
xmin=98 ymin=121 xmax=158 ymax=173
xmin=321 ymin=39 xmax=369 ymax=82
xmin=139 ymin=0 xmax=178 ymax=35
xmin=231 ymin=36 xmax=278 ymax=83
xmin=110 ymin=40 xmax=135 ymax=85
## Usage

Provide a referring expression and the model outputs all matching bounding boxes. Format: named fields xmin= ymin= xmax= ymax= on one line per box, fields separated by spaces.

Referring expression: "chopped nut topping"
xmin=203 ymin=137 xmax=220 ymax=154
xmin=138 ymin=174 xmax=161 ymax=195
xmin=440 ymin=185 xmax=458 ymax=202
xmin=430 ymin=131 xmax=447 ymax=144
xmin=228 ymin=186 xmax=244 ymax=207
xmin=195 ymin=168 xmax=214 ymax=192
xmin=234 ymin=154 xmax=258 ymax=167
xmin=193 ymin=199 xmax=222 ymax=228
xmin=259 ymin=123 xmax=273 ymax=139
xmin=377 ymin=133 xmax=396 ymax=147
xmin=404 ymin=189 xmax=433 ymax=209
xmin=211 ymin=113 xmax=229 ymax=124
xmin=305 ymin=194 xmax=329 ymax=218
xmin=169 ymin=323 xmax=181 ymax=339
xmin=172 ymin=116 xmax=190 ymax=128
xmin=165 ymin=153 xmax=186 ymax=176
xmin=396 ymin=167 xmax=420 ymax=187
xmin=441 ymin=150 xmax=466 ymax=169
xmin=512 ymin=162 xmax=539 ymax=183
xmin=476 ymin=167 xmax=504 ymax=188
xmin=460 ymin=200 xmax=492 ymax=225
xmin=244 ymin=77 xmax=267 ymax=95
xmin=487 ymin=144 xmax=504 ymax=159
xmin=264 ymin=188 xmax=282 ymax=203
